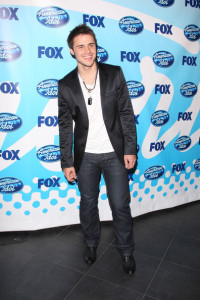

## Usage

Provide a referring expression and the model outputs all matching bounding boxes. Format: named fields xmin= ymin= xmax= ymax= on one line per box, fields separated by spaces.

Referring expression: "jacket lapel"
xmin=99 ymin=63 xmax=108 ymax=111
xmin=70 ymin=68 xmax=89 ymax=124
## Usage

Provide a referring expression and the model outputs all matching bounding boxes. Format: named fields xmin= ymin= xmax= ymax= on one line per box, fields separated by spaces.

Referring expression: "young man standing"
xmin=58 ymin=24 xmax=137 ymax=275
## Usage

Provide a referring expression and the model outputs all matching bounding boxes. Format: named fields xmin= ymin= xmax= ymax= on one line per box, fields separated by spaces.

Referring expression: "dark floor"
xmin=0 ymin=200 xmax=200 ymax=300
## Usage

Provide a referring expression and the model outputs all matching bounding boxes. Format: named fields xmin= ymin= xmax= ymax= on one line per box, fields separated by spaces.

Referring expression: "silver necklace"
xmin=82 ymin=70 xmax=98 ymax=105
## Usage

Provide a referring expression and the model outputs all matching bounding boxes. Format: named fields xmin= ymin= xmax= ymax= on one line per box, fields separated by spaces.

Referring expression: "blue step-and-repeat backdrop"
xmin=0 ymin=0 xmax=200 ymax=231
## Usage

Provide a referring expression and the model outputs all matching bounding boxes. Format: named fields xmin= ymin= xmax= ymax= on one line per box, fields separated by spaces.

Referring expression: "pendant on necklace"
xmin=88 ymin=97 xmax=92 ymax=105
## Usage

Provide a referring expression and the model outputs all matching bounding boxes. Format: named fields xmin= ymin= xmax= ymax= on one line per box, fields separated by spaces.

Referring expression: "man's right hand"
xmin=63 ymin=167 xmax=77 ymax=182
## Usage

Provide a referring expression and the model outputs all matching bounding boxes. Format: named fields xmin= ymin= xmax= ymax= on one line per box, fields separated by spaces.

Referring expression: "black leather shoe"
xmin=121 ymin=254 xmax=136 ymax=275
xmin=83 ymin=246 xmax=97 ymax=265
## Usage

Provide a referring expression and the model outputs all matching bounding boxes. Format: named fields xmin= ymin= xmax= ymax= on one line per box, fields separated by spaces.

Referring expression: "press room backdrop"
xmin=0 ymin=0 xmax=200 ymax=231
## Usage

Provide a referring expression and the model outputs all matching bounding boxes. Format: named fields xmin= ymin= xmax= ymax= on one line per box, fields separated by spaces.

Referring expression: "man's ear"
xmin=69 ymin=47 xmax=74 ymax=55
xmin=69 ymin=48 xmax=75 ymax=59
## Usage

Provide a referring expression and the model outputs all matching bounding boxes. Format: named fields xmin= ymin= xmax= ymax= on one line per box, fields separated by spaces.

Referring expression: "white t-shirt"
xmin=78 ymin=72 xmax=114 ymax=153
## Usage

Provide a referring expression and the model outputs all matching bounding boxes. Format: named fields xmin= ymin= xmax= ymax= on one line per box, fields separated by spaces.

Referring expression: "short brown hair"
xmin=67 ymin=24 xmax=97 ymax=49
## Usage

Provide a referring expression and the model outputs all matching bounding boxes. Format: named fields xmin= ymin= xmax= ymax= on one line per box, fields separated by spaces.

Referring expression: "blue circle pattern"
xmin=101 ymin=193 xmax=107 ymax=200
xmin=151 ymin=180 xmax=157 ymax=187
xmin=68 ymin=197 xmax=75 ymax=204
xmin=133 ymin=191 xmax=138 ymax=198
xmin=22 ymin=193 xmax=31 ymax=202
xmin=3 ymin=194 xmax=12 ymax=202
xmin=43 ymin=208 xmax=48 ymax=213
xmin=32 ymin=201 xmax=40 ymax=208
xmin=1 ymin=167 xmax=199 ymax=216
xmin=50 ymin=199 xmax=58 ymax=206
xmin=76 ymin=189 xmax=80 ymax=197
xmin=14 ymin=202 xmax=22 ymax=209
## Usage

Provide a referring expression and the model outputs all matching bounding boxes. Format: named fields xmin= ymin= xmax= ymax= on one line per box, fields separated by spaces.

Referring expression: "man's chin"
xmin=82 ymin=60 xmax=96 ymax=68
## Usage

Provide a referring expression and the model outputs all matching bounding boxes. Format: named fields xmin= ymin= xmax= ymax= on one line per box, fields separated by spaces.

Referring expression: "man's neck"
xmin=78 ymin=62 xmax=98 ymax=85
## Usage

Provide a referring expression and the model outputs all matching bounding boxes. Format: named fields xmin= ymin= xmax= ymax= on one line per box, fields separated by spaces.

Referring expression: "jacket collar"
xmin=73 ymin=62 xmax=108 ymax=94
xmin=70 ymin=62 xmax=108 ymax=116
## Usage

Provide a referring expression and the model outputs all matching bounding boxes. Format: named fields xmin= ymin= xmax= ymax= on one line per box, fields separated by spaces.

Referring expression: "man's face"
xmin=70 ymin=34 xmax=97 ymax=69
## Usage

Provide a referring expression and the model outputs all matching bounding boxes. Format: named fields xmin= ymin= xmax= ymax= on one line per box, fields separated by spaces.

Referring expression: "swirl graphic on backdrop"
xmin=174 ymin=136 xmax=191 ymax=151
xmin=180 ymin=82 xmax=198 ymax=98
xmin=127 ymin=81 xmax=145 ymax=98
xmin=0 ymin=113 xmax=22 ymax=132
xmin=194 ymin=158 xmax=200 ymax=171
xmin=37 ymin=7 xmax=69 ymax=28
xmin=153 ymin=50 xmax=174 ymax=67
xmin=37 ymin=79 xmax=58 ymax=98
xmin=153 ymin=0 xmax=174 ymax=7
xmin=0 ymin=41 xmax=22 ymax=62
xmin=151 ymin=110 xmax=169 ymax=127
xmin=36 ymin=145 xmax=61 ymax=162
xmin=144 ymin=165 xmax=165 ymax=180
xmin=0 ymin=177 xmax=23 ymax=194
xmin=119 ymin=16 xmax=143 ymax=35
xmin=184 ymin=25 xmax=200 ymax=42
xmin=97 ymin=46 xmax=108 ymax=63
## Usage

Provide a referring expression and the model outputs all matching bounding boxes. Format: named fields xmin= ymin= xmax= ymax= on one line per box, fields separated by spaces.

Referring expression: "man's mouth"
xmin=84 ymin=55 xmax=92 ymax=59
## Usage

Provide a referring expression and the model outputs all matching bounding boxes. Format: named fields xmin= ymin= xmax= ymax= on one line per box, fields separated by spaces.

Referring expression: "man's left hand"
xmin=124 ymin=155 xmax=137 ymax=169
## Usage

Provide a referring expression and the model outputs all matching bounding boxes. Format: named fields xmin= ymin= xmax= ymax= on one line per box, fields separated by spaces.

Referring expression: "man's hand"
xmin=124 ymin=155 xmax=137 ymax=169
xmin=63 ymin=167 xmax=77 ymax=182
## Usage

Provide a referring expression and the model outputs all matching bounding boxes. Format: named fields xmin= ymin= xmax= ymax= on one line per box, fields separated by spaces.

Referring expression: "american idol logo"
xmin=0 ymin=177 xmax=23 ymax=194
xmin=151 ymin=110 xmax=169 ymax=126
xmin=153 ymin=51 xmax=174 ymax=67
xmin=97 ymin=46 xmax=108 ymax=63
xmin=0 ymin=113 xmax=22 ymax=132
xmin=194 ymin=158 xmax=200 ymax=171
xmin=0 ymin=41 xmax=21 ymax=62
xmin=37 ymin=79 xmax=58 ymax=98
xmin=144 ymin=165 xmax=165 ymax=180
xmin=37 ymin=7 xmax=69 ymax=28
xmin=180 ymin=82 xmax=197 ymax=98
xmin=174 ymin=136 xmax=191 ymax=151
xmin=153 ymin=0 xmax=174 ymax=7
xmin=127 ymin=81 xmax=145 ymax=98
xmin=119 ymin=16 xmax=143 ymax=35
xmin=37 ymin=145 xmax=60 ymax=162
xmin=184 ymin=25 xmax=200 ymax=42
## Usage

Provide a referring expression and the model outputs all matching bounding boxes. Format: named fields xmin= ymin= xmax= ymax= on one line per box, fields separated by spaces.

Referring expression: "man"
xmin=58 ymin=24 xmax=137 ymax=275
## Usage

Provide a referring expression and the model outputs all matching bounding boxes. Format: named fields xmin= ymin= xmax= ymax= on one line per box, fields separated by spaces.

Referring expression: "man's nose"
xmin=85 ymin=46 xmax=91 ymax=53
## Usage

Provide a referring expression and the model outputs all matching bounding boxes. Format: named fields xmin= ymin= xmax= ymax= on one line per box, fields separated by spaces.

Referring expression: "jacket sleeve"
xmin=58 ymin=81 xmax=74 ymax=169
xmin=117 ymin=67 xmax=137 ymax=155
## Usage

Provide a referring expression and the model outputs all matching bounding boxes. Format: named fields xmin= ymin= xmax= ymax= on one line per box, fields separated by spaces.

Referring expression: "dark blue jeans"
xmin=77 ymin=152 xmax=134 ymax=255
